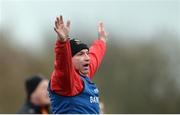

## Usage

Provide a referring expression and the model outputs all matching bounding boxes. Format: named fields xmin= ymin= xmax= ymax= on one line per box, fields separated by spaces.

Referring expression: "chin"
xmin=81 ymin=70 xmax=89 ymax=76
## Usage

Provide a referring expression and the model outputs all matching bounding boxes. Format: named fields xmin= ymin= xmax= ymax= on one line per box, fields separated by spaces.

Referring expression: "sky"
xmin=1 ymin=0 xmax=180 ymax=52
xmin=1 ymin=0 xmax=180 ymax=94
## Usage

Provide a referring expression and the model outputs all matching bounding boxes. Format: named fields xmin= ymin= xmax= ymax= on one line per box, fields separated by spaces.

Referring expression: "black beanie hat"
xmin=25 ymin=75 xmax=43 ymax=100
xmin=70 ymin=39 xmax=89 ymax=57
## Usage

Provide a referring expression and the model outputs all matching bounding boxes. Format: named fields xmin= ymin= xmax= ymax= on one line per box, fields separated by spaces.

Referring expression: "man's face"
xmin=31 ymin=79 xmax=50 ymax=106
xmin=72 ymin=49 xmax=90 ymax=75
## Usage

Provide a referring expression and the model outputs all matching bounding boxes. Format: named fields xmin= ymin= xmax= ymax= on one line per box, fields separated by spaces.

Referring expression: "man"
xmin=18 ymin=75 xmax=51 ymax=114
xmin=48 ymin=15 xmax=107 ymax=114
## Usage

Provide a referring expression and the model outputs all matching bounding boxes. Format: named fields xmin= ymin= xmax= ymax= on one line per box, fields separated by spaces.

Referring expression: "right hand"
xmin=54 ymin=15 xmax=71 ymax=42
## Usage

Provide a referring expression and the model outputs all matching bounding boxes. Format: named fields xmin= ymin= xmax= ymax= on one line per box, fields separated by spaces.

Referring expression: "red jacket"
xmin=50 ymin=39 xmax=106 ymax=96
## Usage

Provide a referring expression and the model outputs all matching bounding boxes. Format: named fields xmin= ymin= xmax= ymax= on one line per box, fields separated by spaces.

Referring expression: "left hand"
xmin=98 ymin=22 xmax=107 ymax=43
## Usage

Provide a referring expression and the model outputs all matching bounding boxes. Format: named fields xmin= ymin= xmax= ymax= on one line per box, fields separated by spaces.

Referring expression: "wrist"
xmin=99 ymin=37 xmax=107 ymax=43
xmin=100 ymin=38 xmax=106 ymax=43
xmin=57 ymin=34 xmax=69 ymax=41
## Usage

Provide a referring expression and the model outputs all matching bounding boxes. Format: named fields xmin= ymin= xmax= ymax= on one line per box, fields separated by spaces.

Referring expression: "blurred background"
xmin=0 ymin=0 xmax=180 ymax=113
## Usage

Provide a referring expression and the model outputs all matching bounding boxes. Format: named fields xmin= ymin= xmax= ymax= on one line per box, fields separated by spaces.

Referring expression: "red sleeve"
xmin=88 ymin=39 xmax=106 ymax=79
xmin=50 ymin=39 xmax=83 ymax=96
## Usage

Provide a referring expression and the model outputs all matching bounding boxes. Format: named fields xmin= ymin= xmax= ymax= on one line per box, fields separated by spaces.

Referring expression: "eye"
xmin=77 ymin=53 xmax=83 ymax=56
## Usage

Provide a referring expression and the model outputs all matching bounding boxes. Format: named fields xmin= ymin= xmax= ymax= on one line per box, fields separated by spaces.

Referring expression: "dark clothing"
xmin=17 ymin=100 xmax=51 ymax=114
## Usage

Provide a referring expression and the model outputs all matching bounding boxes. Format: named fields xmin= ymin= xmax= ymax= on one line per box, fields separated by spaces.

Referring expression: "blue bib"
xmin=48 ymin=75 xmax=100 ymax=114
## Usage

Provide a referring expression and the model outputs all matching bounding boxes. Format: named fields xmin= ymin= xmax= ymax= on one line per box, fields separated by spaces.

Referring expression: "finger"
xmin=54 ymin=27 xmax=58 ymax=33
xmin=98 ymin=22 xmax=103 ymax=32
xmin=100 ymin=22 xmax=104 ymax=31
xmin=55 ymin=20 xmax=59 ymax=29
xmin=60 ymin=15 xmax=64 ymax=24
xmin=56 ymin=17 xmax=60 ymax=25
xmin=66 ymin=20 xmax=70 ymax=29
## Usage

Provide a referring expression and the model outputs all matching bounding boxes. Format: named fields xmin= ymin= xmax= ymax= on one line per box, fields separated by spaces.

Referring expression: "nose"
xmin=84 ymin=53 xmax=90 ymax=61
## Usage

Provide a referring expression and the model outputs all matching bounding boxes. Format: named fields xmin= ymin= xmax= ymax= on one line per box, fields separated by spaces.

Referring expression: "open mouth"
xmin=83 ymin=64 xmax=89 ymax=67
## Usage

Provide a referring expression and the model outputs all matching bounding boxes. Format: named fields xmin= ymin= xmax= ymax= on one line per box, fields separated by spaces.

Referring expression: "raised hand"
xmin=54 ymin=15 xmax=70 ymax=42
xmin=98 ymin=22 xmax=107 ymax=43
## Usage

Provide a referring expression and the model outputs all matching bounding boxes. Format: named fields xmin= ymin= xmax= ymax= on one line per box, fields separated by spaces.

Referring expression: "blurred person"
xmin=17 ymin=75 xmax=51 ymax=114
xmin=48 ymin=15 xmax=107 ymax=114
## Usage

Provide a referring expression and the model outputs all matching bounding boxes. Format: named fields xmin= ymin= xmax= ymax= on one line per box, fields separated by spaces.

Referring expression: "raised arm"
xmin=50 ymin=16 xmax=83 ymax=96
xmin=88 ymin=22 xmax=107 ymax=79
